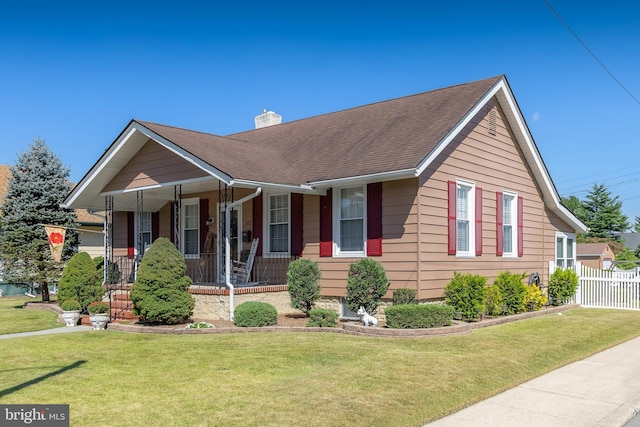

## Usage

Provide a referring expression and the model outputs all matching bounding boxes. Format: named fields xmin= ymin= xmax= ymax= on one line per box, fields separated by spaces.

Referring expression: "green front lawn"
xmin=0 ymin=296 xmax=62 ymax=334
xmin=1 ymin=305 xmax=640 ymax=426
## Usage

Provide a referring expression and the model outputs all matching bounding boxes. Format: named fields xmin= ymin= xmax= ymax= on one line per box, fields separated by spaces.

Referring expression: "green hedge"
xmin=493 ymin=272 xmax=527 ymax=315
xmin=385 ymin=304 xmax=455 ymax=329
xmin=548 ymin=268 xmax=578 ymax=305
xmin=234 ymin=301 xmax=278 ymax=327
xmin=444 ymin=272 xmax=486 ymax=321
xmin=307 ymin=308 xmax=338 ymax=327
xmin=392 ymin=288 xmax=417 ymax=305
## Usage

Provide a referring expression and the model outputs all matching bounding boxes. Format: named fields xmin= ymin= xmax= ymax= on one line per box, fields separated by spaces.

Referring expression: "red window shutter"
xmin=517 ymin=196 xmax=524 ymax=257
xmin=319 ymin=189 xmax=333 ymax=257
xmin=475 ymin=187 xmax=483 ymax=256
xmin=291 ymin=193 xmax=304 ymax=256
xmin=252 ymin=193 xmax=263 ymax=256
xmin=151 ymin=212 xmax=159 ymax=242
xmin=199 ymin=199 xmax=209 ymax=253
xmin=367 ymin=182 xmax=383 ymax=256
xmin=496 ymin=192 xmax=503 ymax=256
xmin=447 ymin=181 xmax=457 ymax=255
xmin=127 ymin=211 xmax=135 ymax=259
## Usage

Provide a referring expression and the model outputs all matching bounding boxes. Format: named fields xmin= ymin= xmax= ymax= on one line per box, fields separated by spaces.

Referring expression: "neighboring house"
xmin=577 ymin=243 xmax=615 ymax=270
xmin=63 ymin=75 xmax=586 ymax=317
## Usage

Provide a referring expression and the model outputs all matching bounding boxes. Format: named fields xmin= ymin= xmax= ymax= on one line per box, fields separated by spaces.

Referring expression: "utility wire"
xmin=543 ymin=0 xmax=640 ymax=105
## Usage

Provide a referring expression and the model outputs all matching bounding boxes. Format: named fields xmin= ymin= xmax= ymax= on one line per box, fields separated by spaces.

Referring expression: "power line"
xmin=543 ymin=0 xmax=640 ymax=105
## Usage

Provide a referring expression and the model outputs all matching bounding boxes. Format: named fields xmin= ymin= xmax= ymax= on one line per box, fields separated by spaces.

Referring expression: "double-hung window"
xmin=266 ymin=193 xmax=290 ymax=254
xmin=502 ymin=192 xmax=517 ymax=257
xmin=334 ymin=185 xmax=366 ymax=256
xmin=139 ymin=211 xmax=152 ymax=254
xmin=556 ymin=232 xmax=576 ymax=269
xmin=456 ymin=180 xmax=475 ymax=257
xmin=182 ymin=198 xmax=200 ymax=258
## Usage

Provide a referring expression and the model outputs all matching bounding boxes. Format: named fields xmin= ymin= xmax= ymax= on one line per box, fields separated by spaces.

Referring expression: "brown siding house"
xmin=63 ymin=75 xmax=585 ymax=315
xmin=577 ymin=243 xmax=616 ymax=270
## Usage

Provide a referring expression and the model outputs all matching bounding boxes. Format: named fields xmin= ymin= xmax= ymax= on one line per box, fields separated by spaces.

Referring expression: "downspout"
xmin=225 ymin=187 xmax=262 ymax=320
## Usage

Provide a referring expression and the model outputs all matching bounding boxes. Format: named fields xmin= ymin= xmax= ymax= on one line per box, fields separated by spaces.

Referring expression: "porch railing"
xmin=110 ymin=252 xmax=298 ymax=287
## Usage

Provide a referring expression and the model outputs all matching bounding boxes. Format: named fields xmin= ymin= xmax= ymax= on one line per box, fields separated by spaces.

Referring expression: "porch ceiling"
xmin=105 ymin=177 xmax=223 ymax=212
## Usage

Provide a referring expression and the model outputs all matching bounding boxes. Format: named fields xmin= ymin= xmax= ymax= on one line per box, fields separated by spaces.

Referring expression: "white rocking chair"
xmin=232 ymin=238 xmax=259 ymax=285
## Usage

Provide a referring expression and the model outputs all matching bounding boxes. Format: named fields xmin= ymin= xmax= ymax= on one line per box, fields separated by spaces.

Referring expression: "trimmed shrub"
xmin=392 ymin=288 xmax=417 ymax=305
xmin=523 ymin=285 xmax=547 ymax=311
xmin=548 ymin=268 xmax=579 ymax=305
xmin=493 ymin=272 xmax=527 ymax=315
xmin=58 ymin=252 xmax=102 ymax=313
xmin=60 ymin=299 xmax=81 ymax=311
xmin=483 ymin=284 xmax=503 ymax=317
xmin=346 ymin=258 xmax=389 ymax=314
xmin=307 ymin=308 xmax=339 ymax=327
xmin=87 ymin=300 xmax=110 ymax=314
xmin=130 ymin=237 xmax=195 ymax=324
xmin=385 ymin=304 xmax=455 ymax=329
xmin=444 ymin=272 xmax=486 ymax=321
xmin=233 ymin=301 xmax=278 ymax=327
xmin=287 ymin=258 xmax=322 ymax=314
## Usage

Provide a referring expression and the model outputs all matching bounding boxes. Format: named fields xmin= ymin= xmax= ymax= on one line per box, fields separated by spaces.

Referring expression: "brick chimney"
xmin=254 ymin=109 xmax=282 ymax=129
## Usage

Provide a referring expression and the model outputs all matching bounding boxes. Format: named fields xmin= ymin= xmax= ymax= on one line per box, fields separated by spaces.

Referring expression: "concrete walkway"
xmin=427 ymin=336 xmax=640 ymax=427
xmin=0 ymin=325 xmax=92 ymax=339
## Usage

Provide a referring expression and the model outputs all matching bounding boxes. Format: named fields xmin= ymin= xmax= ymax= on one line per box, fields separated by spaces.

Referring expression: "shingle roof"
xmin=137 ymin=121 xmax=305 ymax=185
xmin=577 ymin=243 xmax=612 ymax=256
xmin=139 ymin=75 xmax=502 ymax=185
xmin=227 ymin=75 xmax=502 ymax=183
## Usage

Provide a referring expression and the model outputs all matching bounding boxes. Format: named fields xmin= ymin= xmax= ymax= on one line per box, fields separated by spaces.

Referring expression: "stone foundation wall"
xmin=191 ymin=288 xmax=298 ymax=321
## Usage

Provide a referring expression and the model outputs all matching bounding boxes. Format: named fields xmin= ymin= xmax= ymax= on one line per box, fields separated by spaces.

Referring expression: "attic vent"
xmin=487 ymin=108 xmax=497 ymax=136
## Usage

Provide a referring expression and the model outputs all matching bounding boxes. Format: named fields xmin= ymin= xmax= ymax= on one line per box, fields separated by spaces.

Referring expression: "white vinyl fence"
xmin=549 ymin=261 xmax=640 ymax=311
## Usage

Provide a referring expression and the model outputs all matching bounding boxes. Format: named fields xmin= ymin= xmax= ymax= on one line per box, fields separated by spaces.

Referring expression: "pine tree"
xmin=582 ymin=183 xmax=629 ymax=241
xmin=634 ymin=216 xmax=640 ymax=233
xmin=0 ymin=138 xmax=78 ymax=302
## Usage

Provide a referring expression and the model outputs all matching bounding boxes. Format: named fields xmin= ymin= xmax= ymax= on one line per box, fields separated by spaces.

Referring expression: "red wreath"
xmin=49 ymin=232 xmax=64 ymax=245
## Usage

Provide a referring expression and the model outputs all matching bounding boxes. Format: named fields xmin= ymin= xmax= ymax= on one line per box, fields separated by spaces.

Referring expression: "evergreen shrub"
xmin=483 ymin=283 xmax=503 ymax=317
xmin=346 ymin=258 xmax=389 ymax=314
xmin=88 ymin=301 xmax=110 ymax=314
xmin=523 ymin=285 xmax=547 ymax=311
xmin=307 ymin=308 xmax=338 ymax=327
xmin=60 ymin=299 xmax=81 ymax=311
xmin=548 ymin=268 xmax=579 ymax=305
xmin=130 ymin=237 xmax=194 ymax=324
xmin=493 ymin=272 xmax=527 ymax=315
xmin=58 ymin=252 xmax=102 ymax=312
xmin=392 ymin=288 xmax=417 ymax=305
xmin=287 ymin=258 xmax=321 ymax=314
xmin=444 ymin=272 xmax=486 ymax=321
xmin=233 ymin=301 xmax=278 ymax=327
xmin=93 ymin=256 xmax=122 ymax=284
xmin=385 ymin=304 xmax=455 ymax=329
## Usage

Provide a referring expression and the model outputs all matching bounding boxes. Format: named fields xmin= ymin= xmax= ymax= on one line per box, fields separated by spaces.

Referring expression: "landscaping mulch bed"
xmin=105 ymin=304 xmax=578 ymax=337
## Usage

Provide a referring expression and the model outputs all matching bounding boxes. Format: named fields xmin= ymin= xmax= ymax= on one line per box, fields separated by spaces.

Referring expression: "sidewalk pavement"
xmin=427 ymin=336 xmax=640 ymax=427
xmin=0 ymin=325 xmax=92 ymax=339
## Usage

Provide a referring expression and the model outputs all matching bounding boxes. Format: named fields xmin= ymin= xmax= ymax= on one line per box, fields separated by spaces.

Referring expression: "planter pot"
xmin=89 ymin=313 xmax=109 ymax=330
xmin=62 ymin=310 xmax=81 ymax=327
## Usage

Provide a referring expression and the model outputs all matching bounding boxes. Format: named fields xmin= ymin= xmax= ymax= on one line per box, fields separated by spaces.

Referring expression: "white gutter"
xmin=225 ymin=187 xmax=262 ymax=320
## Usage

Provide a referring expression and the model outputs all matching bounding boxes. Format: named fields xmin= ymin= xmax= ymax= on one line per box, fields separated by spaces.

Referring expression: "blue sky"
xmin=1 ymin=1 xmax=639 ymax=219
